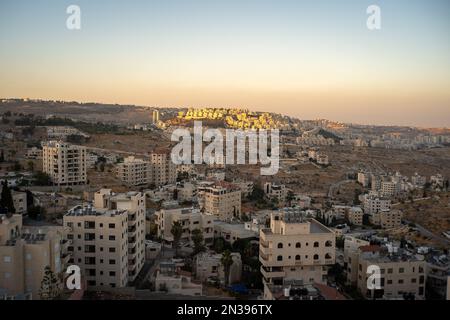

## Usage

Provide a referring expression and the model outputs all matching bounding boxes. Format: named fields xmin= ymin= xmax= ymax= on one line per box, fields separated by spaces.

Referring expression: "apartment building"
xmin=264 ymin=182 xmax=288 ymax=203
xmin=375 ymin=209 xmax=403 ymax=229
xmin=380 ymin=181 xmax=399 ymax=197
xmin=0 ymin=214 xmax=70 ymax=299
xmin=363 ymin=194 xmax=391 ymax=215
xmin=198 ymin=181 xmax=242 ymax=221
xmin=343 ymin=236 xmax=370 ymax=285
xmin=347 ymin=207 xmax=364 ymax=226
xmin=155 ymin=207 xmax=214 ymax=245
xmin=356 ymin=245 xmax=426 ymax=300
xmin=259 ymin=211 xmax=335 ymax=300
xmin=64 ymin=203 xmax=142 ymax=289
xmin=115 ymin=156 xmax=152 ymax=186
xmin=93 ymin=189 xmax=146 ymax=282
xmin=151 ymin=149 xmax=177 ymax=186
xmin=42 ymin=141 xmax=87 ymax=186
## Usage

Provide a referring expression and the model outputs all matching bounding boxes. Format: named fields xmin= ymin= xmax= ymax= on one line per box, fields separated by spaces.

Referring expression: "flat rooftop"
xmin=65 ymin=205 xmax=127 ymax=217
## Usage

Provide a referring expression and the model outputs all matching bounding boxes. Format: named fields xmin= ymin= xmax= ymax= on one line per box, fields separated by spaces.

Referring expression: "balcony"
xmin=260 ymin=267 xmax=285 ymax=279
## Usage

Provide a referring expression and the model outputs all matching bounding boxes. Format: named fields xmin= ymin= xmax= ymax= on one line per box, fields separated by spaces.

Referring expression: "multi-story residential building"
xmin=259 ymin=211 xmax=335 ymax=299
xmin=430 ymin=174 xmax=445 ymax=188
xmin=26 ymin=147 xmax=42 ymax=160
xmin=0 ymin=214 xmax=71 ymax=299
xmin=356 ymin=245 xmax=426 ymax=300
xmin=426 ymin=254 xmax=450 ymax=300
xmin=155 ymin=207 xmax=214 ymax=245
xmin=369 ymin=209 xmax=403 ymax=229
xmin=363 ymin=194 xmax=391 ymax=215
xmin=93 ymin=189 xmax=146 ymax=282
xmin=198 ymin=181 xmax=241 ymax=221
xmin=115 ymin=156 xmax=152 ymax=186
xmin=379 ymin=209 xmax=403 ymax=229
xmin=193 ymin=251 xmax=242 ymax=285
xmin=63 ymin=202 xmax=144 ymax=289
xmin=343 ymin=236 xmax=370 ymax=285
xmin=380 ymin=181 xmax=399 ymax=197
xmin=151 ymin=149 xmax=177 ymax=186
xmin=264 ymin=182 xmax=288 ymax=203
xmin=347 ymin=207 xmax=364 ymax=226
xmin=42 ymin=141 xmax=87 ymax=186
xmin=411 ymin=173 xmax=426 ymax=188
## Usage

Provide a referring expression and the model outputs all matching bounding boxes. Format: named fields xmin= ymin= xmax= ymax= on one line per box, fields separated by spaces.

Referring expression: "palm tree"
xmin=170 ymin=221 xmax=183 ymax=257
xmin=221 ymin=250 xmax=234 ymax=287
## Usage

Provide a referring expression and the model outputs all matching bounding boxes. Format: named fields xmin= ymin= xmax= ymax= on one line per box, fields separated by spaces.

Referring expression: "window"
xmin=109 ymin=259 xmax=116 ymax=265
xmin=313 ymin=254 xmax=319 ymax=260
xmin=109 ymin=235 xmax=116 ymax=241
xmin=296 ymin=242 xmax=301 ymax=248
xmin=277 ymin=243 xmax=283 ymax=249
xmin=109 ymin=223 xmax=115 ymax=229
xmin=387 ymin=280 xmax=393 ymax=285
xmin=411 ymin=278 xmax=417 ymax=283
xmin=398 ymin=279 xmax=404 ymax=284
xmin=325 ymin=240 xmax=332 ymax=247
xmin=26 ymin=253 xmax=32 ymax=260
xmin=4 ymin=272 xmax=12 ymax=279
xmin=399 ymin=268 xmax=404 ymax=273
xmin=3 ymin=256 xmax=11 ymax=263
xmin=325 ymin=253 xmax=332 ymax=259
xmin=295 ymin=255 xmax=301 ymax=261
xmin=313 ymin=242 xmax=319 ymax=248
xmin=109 ymin=248 xmax=116 ymax=253
xmin=109 ymin=271 xmax=116 ymax=276
xmin=388 ymin=268 xmax=393 ymax=274
xmin=277 ymin=255 xmax=283 ymax=261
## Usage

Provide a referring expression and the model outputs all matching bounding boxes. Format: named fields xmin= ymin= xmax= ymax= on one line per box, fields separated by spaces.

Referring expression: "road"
xmin=404 ymin=219 xmax=450 ymax=246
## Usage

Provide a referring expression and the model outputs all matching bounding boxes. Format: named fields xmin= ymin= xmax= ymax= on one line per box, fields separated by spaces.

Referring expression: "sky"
xmin=0 ymin=0 xmax=449 ymax=127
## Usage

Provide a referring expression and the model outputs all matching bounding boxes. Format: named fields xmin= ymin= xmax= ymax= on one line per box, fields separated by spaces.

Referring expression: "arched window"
xmin=296 ymin=242 xmax=301 ymax=248
xmin=277 ymin=255 xmax=283 ymax=261
xmin=314 ymin=242 xmax=319 ymax=248
xmin=313 ymin=254 xmax=319 ymax=260
xmin=325 ymin=253 xmax=332 ymax=259
xmin=277 ymin=243 xmax=283 ymax=249
xmin=295 ymin=255 xmax=301 ymax=261
xmin=325 ymin=240 xmax=333 ymax=247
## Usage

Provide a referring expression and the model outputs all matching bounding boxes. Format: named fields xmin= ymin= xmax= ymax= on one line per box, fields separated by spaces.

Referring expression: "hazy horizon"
xmin=1 ymin=0 xmax=449 ymax=127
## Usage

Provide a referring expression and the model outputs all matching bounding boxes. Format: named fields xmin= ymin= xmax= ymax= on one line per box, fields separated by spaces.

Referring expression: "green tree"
xmin=221 ymin=250 xmax=234 ymax=287
xmin=248 ymin=185 xmax=264 ymax=201
xmin=33 ymin=171 xmax=52 ymax=186
xmin=170 ymin=221 xmax=183 ymax=257
xmin=1 ymin=180 xmax=15 ymax=216
xmin=39 ymin=266 xmax=60 ymax=300
xmin=192 ymin=228 xmax=205 ymax=255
